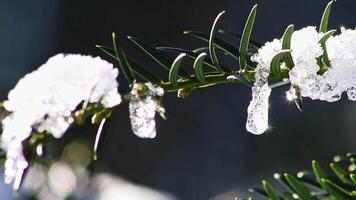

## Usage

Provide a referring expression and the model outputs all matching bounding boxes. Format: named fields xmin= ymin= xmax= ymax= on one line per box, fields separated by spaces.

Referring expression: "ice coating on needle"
xmin=129 ymin=82 xmax=165 ymax=139
xmin=246 ymin=39 xmax=281 ymax=135
xmin=1 ymin=54 xmax=121 ymax=186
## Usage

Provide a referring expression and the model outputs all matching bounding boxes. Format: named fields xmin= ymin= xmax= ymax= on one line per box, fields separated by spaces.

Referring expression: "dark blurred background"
xmin=0 ymin=0 xmax=356 ymax=199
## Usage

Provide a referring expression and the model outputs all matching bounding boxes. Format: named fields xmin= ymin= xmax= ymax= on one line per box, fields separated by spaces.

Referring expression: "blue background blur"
xmin=0 ymin=0 xmax=356 ymax=199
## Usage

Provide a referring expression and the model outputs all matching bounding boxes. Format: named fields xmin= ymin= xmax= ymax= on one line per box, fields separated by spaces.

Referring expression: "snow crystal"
xmin=287 ymin=27 xmax=356 ymax=102
xmin=129 ymin=82 xmax=165 ymax=139
xmin=1 ymin=54 xmax=121 ymax=186
xmin=324 ymin=28 xmax=356 ymax=101
xmin=287 ymin=27 xmax=325 ymax=100
xmin=246 ymin=39 xmax=281 ymax=135
xmin=251 ymin=39 xmax=282 ymax=86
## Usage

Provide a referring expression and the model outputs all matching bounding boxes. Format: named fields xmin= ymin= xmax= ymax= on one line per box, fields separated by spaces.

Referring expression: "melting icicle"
xmin=246 ymin=39 xmax=281 ymax=135
xmin=129 ymin=83 xmax=165 ymax=139
xmin=246 ymin=84 xmax=271 ymax=134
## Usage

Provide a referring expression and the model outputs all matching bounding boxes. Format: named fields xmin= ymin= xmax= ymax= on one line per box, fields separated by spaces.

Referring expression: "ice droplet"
xmin=286 ymin=86 xmax=297 ymax=101
xmin=286 ymin=85 xmax=303 ymax=111
xmin=129 ymin=83 xmax=165 ymax=139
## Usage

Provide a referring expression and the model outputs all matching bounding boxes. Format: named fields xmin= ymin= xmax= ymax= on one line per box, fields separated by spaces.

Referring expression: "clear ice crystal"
xmin=1 ymin=54 xmax=121 ymax=186
xmin=246 ymin=39 xmax=281 ymax=135
xmin=129 ymin=82 xmax=165 ymax=139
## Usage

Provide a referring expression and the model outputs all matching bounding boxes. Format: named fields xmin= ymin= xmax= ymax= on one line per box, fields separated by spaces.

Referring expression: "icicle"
xmin=246 ymin=84 xmax=271 ymax=134
xmin=246 ymin=39 xmax=281 ymax=135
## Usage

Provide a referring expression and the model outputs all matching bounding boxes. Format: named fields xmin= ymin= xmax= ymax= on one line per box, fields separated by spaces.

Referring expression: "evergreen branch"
xmin=159 ymin=69 xmax=290 ymax=92
xmin=251 ymin=153 xmax=356 ymax=200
